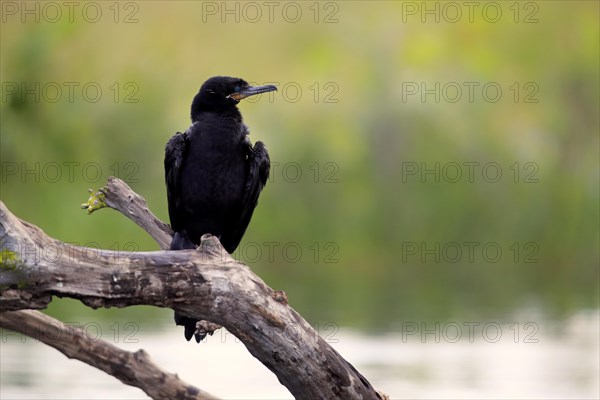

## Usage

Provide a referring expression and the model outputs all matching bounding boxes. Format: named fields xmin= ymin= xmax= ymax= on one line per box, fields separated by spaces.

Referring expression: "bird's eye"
xmin=234 ymin=86 xmax=240 ymax=93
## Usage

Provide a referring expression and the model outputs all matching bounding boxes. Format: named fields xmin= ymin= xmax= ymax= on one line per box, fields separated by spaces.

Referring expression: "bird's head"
xmin=191 ymin=76 xmax=277 ymax=121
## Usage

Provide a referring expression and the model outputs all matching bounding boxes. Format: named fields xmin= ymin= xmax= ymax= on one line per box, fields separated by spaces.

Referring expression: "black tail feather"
xmin=170 ymin=230 xmax=197 ymax=250
xmin=171 ymin=231 xmax=206 ymax=343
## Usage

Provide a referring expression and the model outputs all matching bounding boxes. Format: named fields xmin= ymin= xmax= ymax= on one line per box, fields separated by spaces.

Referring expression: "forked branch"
xmin=0 ymin=178 xmax=384 ymax=399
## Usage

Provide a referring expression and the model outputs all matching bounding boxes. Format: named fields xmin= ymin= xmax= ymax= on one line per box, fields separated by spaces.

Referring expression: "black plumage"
xmin=164 ymin=76 xmax=276 ymax=342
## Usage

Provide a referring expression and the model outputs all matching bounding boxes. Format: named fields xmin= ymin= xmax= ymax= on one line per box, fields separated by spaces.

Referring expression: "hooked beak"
xmin=227 ymin=84 xmax=278 ymax=101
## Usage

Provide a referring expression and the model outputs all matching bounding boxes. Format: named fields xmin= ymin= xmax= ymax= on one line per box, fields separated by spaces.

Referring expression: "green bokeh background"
xmin=1 ymin=1 xmax=598 ymax=331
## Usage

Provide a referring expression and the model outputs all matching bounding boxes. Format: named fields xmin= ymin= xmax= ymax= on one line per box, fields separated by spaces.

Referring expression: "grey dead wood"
xmin=0 ymin=177 xmax=386 ymax=400
xmin=0 ymin=310 xmax=216 ymax=400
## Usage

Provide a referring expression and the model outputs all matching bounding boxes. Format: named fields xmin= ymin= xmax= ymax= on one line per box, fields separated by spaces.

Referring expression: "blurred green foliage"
xmin=1 ymin=1 xmax=598 ymax=330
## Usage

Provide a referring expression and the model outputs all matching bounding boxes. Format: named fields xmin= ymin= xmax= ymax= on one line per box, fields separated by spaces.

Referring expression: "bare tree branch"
xmin=2 ymin=178 xmax=218 ymax=399
xmin=81 ymin=176 xmax=173 ymax=249
xmin=1 ymin=178 xmax=386 ymax=399
xmin=0 ymin=310 xmax=217 ymax=400
xmin=81 ymin=177 xmax=224 ymax=338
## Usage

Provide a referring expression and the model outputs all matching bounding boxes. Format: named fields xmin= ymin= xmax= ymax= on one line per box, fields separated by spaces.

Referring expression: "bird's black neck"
xmin=191 ymin=106 xmax=242 ymax=124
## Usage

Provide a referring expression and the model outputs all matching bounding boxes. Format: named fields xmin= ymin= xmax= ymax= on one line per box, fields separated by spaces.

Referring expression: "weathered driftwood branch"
xmin=0 ymin=310 xmax=216 ymax=400
xmin=0 ymin=178 xmax=385 ymax=399
xmin=2 ymin=177 xmax=218 ymax=399
xmin=81 ymin=176 xmax=173 ymax=250
xmin=80 ymin=177 xmax=223 ymax=337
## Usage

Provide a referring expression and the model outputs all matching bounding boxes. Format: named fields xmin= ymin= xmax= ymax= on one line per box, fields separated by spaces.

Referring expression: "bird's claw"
xmin=81 ymin=188 xmax=107 ymax=214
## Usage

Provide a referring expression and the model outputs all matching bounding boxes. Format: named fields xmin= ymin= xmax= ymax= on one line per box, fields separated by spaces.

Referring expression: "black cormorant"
xmin=164 ymin=76 xmax=276 ymax=342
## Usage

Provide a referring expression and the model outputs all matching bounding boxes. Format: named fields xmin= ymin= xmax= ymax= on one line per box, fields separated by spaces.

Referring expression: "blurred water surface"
xmin=1 ymin=310 xmax=598 ymax=399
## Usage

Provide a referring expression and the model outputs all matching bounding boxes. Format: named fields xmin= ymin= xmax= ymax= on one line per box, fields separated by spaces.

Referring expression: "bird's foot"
xmin=194 ymin=321 xmax=221 ymax=343
xmin=197 ymin=321 xmax=222 ymax=336
xmin=80 ymin=188 xmax=107 ymax=214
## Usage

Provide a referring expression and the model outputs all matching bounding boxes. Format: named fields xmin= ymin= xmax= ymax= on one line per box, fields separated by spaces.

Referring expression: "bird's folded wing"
xmin=224 ymin=140 xmax=270 ymax=251
xmin=164 ymin=130 xmax=190 ymax=232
